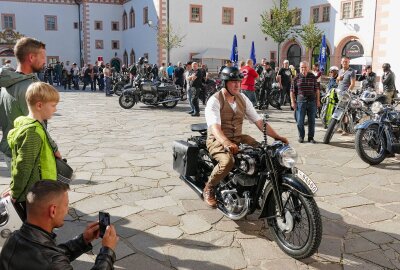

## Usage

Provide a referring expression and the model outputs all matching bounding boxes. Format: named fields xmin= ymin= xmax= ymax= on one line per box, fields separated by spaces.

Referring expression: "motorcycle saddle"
xmin=191 ymin=123 xmax=208 ymax=132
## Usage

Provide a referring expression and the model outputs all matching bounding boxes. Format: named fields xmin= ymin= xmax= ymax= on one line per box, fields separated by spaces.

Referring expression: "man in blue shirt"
xmin=166 ymin=63 xmax=174 ymax=80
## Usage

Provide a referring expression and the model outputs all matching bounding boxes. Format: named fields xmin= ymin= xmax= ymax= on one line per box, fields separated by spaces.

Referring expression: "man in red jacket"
xmin=240 ymin=59 xmax=259 ymax=107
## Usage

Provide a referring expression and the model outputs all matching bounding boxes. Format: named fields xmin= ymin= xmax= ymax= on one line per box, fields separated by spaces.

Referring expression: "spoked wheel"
xmin=269 ymin=90 xmax=281 ymax=109
xmin=119 ymin=94 xmax=135 ymax=109
xmin=323 ymin=118 xmax=339 ymax=144
xmin=162 ymin=94 xmax=178 ymax=108
xmin=355 ymin=125 xmax=386 ymax=165
xmin=266 ymin=187 xmax=322 ymax=259
xmin=320 ymin=103 xmax=328 ymax=129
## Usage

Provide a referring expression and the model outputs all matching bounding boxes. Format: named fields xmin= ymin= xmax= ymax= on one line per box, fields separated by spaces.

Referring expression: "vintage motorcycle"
xmin=355 ymin=98 xmax=400 ymax=165
xmin=119 ymin=77 xmax=182 ymax=109
xmin=112 ymin=73 xmax=130 ymax=96
xmin=172 ymin=116 xmax=322 ymax=259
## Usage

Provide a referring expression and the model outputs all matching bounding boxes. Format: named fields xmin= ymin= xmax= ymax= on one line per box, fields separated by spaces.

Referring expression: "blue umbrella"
xmin=250 ymin=41 xmax=256 ymax=65
xmin=318 ymin=34 xmax=327 ymax=72
xmin=230 ymin=35 xmax=238 ymax=66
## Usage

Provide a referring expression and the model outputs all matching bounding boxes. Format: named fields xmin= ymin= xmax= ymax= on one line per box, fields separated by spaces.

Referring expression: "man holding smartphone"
xmin=0 ymin=181 xmax=119 ymax=270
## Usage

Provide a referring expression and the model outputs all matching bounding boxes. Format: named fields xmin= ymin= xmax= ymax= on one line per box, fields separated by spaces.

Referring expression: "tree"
xmin=157 ymin=24 xmax=185 ymax=64
xmin=295 ymin=23 xmax=324 ymax=64
xmin=260 ymin=0 xmax=296 ymax=65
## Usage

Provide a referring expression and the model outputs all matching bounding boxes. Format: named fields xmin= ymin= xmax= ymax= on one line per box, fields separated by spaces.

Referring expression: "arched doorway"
xmin=342 ymin=39 xmax=364 ymax=76
xmin=287 ymin=44 xmax=301 ymax=68
xmin=312 ymin=45 xmax=330 ymax=73
xmin=110 ymin=58 xmax=121 ymax=72
xmin=123 ymin=50 xmax=128 ymax=66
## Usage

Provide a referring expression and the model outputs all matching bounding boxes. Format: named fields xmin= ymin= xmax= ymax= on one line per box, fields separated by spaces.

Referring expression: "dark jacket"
xmin=0 ymin=223 xmax=116 ymax=270
xmin=358 ymin=71 xmax=376 ymax=89
xmin=382 ymin=71 xmax=396 ymax=92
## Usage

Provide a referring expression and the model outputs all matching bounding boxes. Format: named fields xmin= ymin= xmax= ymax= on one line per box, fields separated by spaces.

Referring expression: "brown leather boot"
xmin=203 ymin=183 xmax=217 ymax=208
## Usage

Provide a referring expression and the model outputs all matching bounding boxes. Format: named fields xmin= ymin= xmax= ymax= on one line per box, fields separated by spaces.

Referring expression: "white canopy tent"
xmin=192 ymin=48 xmax=231 ymax=73
xmin=350 ymin=56 xmax=372 ymax=66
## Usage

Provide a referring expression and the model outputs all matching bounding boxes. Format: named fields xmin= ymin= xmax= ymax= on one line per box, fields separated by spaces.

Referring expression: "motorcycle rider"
xmin=258 ymin=62 xmax=275 ymax=110
xmin=327 ymin=66 xmax=339 ymax=90
xmin=381 ymin=63 xmax=396 ymax=104
xmin=358 ymin=65 xmax=376 ymax=91
xmin=203 ymin=66 xmax=289 ymax=207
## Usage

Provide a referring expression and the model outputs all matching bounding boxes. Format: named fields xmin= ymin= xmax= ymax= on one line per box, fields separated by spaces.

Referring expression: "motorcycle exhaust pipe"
xmin=158 ymin=98 xmax=181 ymax=104
xmin=180 ymin=176 xmax=204 ymax=197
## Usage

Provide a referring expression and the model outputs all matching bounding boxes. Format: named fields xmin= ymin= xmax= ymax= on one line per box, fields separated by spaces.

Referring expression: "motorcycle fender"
xmin=258 ymin=174 xmax=314 ymax=219
xmin=332 ymin=108 xmax=344 ymax=120
xmin=355 ymin=120 xmax=380 ymax=130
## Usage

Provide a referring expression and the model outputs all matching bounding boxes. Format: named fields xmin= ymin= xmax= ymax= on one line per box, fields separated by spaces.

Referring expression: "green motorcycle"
xmin=320 ymin=88 xmax=339 ymax=129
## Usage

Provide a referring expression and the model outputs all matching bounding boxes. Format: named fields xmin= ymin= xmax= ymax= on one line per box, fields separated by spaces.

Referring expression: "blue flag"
xmin=318 ymin=34 xmax=327 ymax=72
xmin=230 ymin=35 xmax=238 ymax=66
xmin=250 ymin=41 xmax=256 ymax=65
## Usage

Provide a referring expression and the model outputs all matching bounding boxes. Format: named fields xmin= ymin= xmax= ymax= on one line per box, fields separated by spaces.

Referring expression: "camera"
xmin=99 ymin=211 xmax=110 ymax=238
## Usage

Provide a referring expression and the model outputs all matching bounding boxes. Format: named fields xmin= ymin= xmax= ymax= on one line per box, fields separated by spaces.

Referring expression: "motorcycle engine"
xmin=142 ymin=93 xmax=157 ymax=104
xmin=235 ymin=147 xmax=261 ymax=176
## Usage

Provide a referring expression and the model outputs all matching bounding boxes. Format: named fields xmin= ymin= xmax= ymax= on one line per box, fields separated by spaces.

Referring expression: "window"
xmin=111 ymin=21 xmax=119 ymax=31
xmin=122 ymin=11 xmax=128 ymax=30
xmin=2 ymin=14 xmax=15 ymax=29
xmin=111 ymin=40 xmax=120 ymax=50
xmin=354 ymin=1 xmax=363 ymax=17
xmin=94 ymin=21 xmax=103 ymax=30
xmin=312 ymin=8 xmax=319 ymax=23
xmin=95 ymin=40 xmax=103 ymax=49
xmin=130 ymin=8 xmax=135 ymax=28
xmin=222 ymin=7 xmax=234 ymax=25
xmin=244 ymin=17 xmax=248 ymax=22
xmin=322 ymin=6 xmax=330 ymax=22
xmin=73 ymin=22 xmax=78 ymax=29
xmin=190 ymin=5 xmax=202 ymax=23
xmin=270 ymin=51 xmax=276 ymax=61
xmin=45 ymin=16 xmax=57 ymax=31
xmin=242 ymin=35 xmax=246 ymax=39
xmin=292 ymin=9 xmax=301 ymax=25
xmin=130 ymin=49 xmax=135 ymax=65
xmin=310 ymin=5 xmax=330 ymax=23
xmin=47 ymin=56 xmax=59 ymax=64
xmin=144 ymin=53 xmax=149 ymax=60
xmin=341 ymin=1 xmax=363 ymax=19
xmin=143 ymin=7 xmax=148 ymax=24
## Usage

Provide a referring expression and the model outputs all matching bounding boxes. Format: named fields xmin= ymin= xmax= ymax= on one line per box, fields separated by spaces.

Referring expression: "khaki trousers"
xmin=206 ymin=135 xmax=259 ymax=186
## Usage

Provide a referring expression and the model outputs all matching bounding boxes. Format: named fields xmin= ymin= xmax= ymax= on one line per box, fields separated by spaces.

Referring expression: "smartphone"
xmin=99 ymin=211 xmax=110 ymax=238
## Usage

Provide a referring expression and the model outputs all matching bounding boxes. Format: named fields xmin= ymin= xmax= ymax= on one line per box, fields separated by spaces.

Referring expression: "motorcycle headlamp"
xmin=142 ymin=84 xmax=152 ymax=91
xmin=277 ymin=145 xmax=298 ymax=169
xmin=371 ymin=101 xmax=384 ymax=114
xmin=339 ymin=92 xmax=350 ymax=103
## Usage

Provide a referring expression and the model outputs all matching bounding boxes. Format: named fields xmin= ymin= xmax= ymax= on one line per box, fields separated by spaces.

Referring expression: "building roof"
xmin=192 ymin=48 xmax=231 ymax=60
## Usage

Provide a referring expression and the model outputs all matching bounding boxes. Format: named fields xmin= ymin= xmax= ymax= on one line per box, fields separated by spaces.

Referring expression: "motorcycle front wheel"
xmin=323 ymin=118 xmax=339 ymax=144
xmin=266 ymin=187 xmax=322 ymax=259
xmin=320 ymin=103 xmax=328 ymax=129
xmin=119 ymin=94 xmax=135 ymax=109
xmin=355 ymin=125 xmax=386 ymax=165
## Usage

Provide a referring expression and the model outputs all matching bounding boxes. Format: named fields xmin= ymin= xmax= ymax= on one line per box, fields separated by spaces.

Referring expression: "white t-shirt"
xmin=205 ymin=92 xmax=262 ymax=127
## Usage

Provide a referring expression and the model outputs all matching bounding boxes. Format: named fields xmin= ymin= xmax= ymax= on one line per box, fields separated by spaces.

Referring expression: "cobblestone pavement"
xmin=1 ymin=89 xmax=399 ymax=269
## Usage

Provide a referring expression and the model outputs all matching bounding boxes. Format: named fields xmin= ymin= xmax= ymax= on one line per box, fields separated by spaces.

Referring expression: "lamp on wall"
xmin=147 ymin=20 xmax=158 ymax=30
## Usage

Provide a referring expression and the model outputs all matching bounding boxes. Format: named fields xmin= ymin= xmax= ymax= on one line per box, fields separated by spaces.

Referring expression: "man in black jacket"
xmin=0 ymin=181 xmax=118 ymax=270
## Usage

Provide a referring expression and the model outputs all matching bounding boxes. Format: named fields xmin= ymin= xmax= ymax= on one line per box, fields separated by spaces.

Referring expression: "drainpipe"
xmin=371 ymin=0 xmax=377 ymax=63
xmin=167 ymin=0 xmax=170 ymax=64
xmin=75 ymin=0 xmax=83 ymax=67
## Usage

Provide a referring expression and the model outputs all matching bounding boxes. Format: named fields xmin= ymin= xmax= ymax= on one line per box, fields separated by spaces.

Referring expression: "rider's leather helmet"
xmin=220 ymin=66 xmax=244 ymax=82
xmin=382 ymin=63 xmax=391 ymax=72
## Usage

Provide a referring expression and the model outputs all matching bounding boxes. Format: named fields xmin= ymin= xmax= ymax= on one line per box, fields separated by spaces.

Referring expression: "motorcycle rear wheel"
xmin=119 ymin=94 xmax=135 ymax=109
xmin=323 ymin=118 xmax=339 ymax=144
xmin=266 ymin=187 xmax=322 ymax=259
xmin=113 ymin=82 xmax=125 ymax=96
xmin=162 ymin=94 xmax=178 ymax=108
xmin=355 ymin=125 xmax=386 ymax=165
xmin=269 ymin=90 xmax=281 ymax=109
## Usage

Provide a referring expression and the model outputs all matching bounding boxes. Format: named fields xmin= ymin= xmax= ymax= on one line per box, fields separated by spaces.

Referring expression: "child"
xmin=7 ymin=82 xmax=60 ymax=219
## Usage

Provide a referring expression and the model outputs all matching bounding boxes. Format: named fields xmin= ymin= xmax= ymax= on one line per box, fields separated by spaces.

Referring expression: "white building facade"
xmin=0 ymin=0 xmax=398 ymax=87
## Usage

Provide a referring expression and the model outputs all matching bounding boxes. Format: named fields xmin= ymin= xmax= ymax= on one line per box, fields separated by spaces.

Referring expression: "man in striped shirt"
xmin=290 ymin=61 xmax=320 ymax=143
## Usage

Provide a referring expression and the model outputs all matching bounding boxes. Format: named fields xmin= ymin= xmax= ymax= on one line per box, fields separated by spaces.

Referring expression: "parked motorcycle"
xmin=355 ymin=98 xmax=400 ymax=165
xmin=268 ymin=83 xmax=283 ymax=109
xmin=119 ymin=77 xmax=182 ymax=109
xmin=112 ymin=73 xmax=130 ymax=96
xmin=172 ymin=116 xmax=322 ymax=259
xmin=323 ymin=90 xmax=371 ymax=144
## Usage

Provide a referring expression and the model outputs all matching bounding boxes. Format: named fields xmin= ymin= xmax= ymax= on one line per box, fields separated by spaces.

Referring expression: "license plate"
xmin=294 ymin=168 xmax=318 ymax=194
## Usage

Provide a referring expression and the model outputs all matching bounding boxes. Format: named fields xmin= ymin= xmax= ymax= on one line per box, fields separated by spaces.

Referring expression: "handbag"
xmin=56 ymin=158 xmax=73 ymax=185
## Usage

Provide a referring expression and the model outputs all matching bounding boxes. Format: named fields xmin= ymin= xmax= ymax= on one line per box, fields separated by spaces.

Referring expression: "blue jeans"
xmin=105 ymin=77 xmax=112 ymax=95
xmin=242 ymin=90 xmax=257 ymax=106
xmin=296 ymin=100 xmax=317 ymax=139
xmin=187 ymin=87 xmax=194 ymax=112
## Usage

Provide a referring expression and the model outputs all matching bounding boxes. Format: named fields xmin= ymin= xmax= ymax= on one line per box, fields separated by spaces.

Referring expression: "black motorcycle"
xmin=355 ymin=98 xmax=400 ymax=165
xmin=112 ymin=73 xmax=130 ymax=96
xmin=172 ymin=116 xmax=322 ymax=259
xmin=119 ymin=77 xmax=181 ymax=109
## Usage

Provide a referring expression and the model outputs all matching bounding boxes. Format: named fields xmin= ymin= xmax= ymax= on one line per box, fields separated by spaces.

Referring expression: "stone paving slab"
xmin=2 ymin=91 xmax=399 ymax=269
